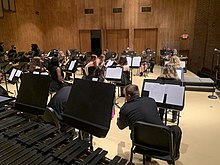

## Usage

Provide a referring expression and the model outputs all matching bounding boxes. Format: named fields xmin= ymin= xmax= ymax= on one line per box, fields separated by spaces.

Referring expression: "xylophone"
xmin=0 ymin=107 xmax=133 ymax=165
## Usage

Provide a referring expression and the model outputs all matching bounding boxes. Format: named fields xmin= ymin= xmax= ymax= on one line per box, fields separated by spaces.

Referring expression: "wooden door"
xmin=134 ymin=29 xmax=158 ymax=55
xmin=106 ymin=29 xmax=129 ymax=53
xmin=79 ymin=30 xmax=91 ymax=52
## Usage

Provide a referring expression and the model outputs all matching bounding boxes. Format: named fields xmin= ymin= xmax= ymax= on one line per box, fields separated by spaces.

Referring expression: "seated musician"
xmin=29 ymin=56 xmax=48 ymax=73
xmin=146 ymin=48 xmax=155 ymax=73
xmin=169 ymin=50 xmax=181 ymax=68
xmin=156 ymin=64 xmax=181 ymax=122
xmin=139 ymin=50 xmax=148 ymax=76
xmin=160 ymin=47 xmax=172 ymax=66
xmin=117 ymin=84 xmax=182 ymax=163
xmin=139 ymin=48 xmax=155 ymax=76
xmin=84 ymin=54 xmax=98 ymax=80
xmin=116 ymin=56 xmax=131 ymax=97
xmin=8 ymin=45 xmax=17 ymax=55
xmin=49 ymin=57 xmax=68 ymax=92
xmin=93 ymin=54 xmax=105 ymax=82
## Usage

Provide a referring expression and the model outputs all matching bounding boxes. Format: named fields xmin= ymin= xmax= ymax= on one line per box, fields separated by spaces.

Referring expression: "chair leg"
xmin=129 ymin=151 xmax=133 ymax=162
xmin=143 ymin=154 xmax=145 ymax=164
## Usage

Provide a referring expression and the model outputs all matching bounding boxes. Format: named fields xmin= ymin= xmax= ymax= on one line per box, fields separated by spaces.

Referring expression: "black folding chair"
xmin=130 ymin=121 xmax=179 ymax=165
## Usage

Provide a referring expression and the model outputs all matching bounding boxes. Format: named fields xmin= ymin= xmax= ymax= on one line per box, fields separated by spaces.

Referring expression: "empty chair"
xmin=130 ymin=121 xmax=180 ymax=165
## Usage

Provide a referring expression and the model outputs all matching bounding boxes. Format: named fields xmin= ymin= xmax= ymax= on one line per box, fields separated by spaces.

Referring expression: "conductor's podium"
xmin=183 ymin=77 xmax=215 ymax=92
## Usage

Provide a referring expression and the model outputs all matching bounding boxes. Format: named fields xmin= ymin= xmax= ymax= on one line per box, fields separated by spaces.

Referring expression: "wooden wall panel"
xmin=106 ymin=29 xmax=128 ymax=53
xmin=0 ymin=0 xmax=3 ymax=18
xmin=79 ymin=30 xmax=91 ymax=52
xmin=134 ymin=29 xmax=157 ymax=56
xmin=106 ymin=30 xmax=117 ymax=52
xmin=0 ymin=0 xmax=203 ymax=71
xmin=117 ymin=29 xmax=129 ymax=52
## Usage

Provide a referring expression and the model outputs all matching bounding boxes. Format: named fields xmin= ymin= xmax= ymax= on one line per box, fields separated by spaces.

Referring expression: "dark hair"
xmin=51 ymin=57 xmax=59 ymax=67
xmin=124 ymin=84 xmax=140 ymax=99
xmin=119 ymin=56 xmax=127 ymax=65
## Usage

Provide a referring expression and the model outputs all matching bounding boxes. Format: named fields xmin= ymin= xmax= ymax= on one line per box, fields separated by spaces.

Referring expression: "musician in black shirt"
xmin=117 ymin=84 xmax=182 ymax=162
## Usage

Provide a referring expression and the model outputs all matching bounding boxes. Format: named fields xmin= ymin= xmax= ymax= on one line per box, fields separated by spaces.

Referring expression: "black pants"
xmin=159 ymin=108 xmax=177 ymax=121
xmin=168 ymin=125 xmax=182 ymax=158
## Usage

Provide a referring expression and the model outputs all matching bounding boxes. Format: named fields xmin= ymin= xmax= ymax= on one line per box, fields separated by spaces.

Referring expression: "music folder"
xmin=62 ymin=78 xmax=115 ymax=138
xmin=105 ymin=67 xmax=122 ymax=81
xmin=141 ymin=79 xmax=185 ymax=110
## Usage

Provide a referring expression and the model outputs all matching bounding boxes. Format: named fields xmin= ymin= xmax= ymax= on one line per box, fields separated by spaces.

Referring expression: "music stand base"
xmin=208 ymin=95 xmax=217 ymax=99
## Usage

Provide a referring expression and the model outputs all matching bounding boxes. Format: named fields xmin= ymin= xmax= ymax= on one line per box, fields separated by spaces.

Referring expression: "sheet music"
xmin=105 ymin=67 xmax=122 ymax=80
xmin=144 ymin=82 xmax=165 ymax=103
xmin=132 ymin=56 xmax=141 ymax=67
xmin=126 ymin=57 xmax=132 ymax=67
xmin=106 ymin=60 xmax=114 ymax=67
xmin=180 ymin=61 xmax=186 ymax=68
xmin=68 ymin=60 xmax=76 ymax=70
xmin=92 ymin=78 xmax=98 ymax=81
xmin=8 ymin=68 xmax=16 ymax=81
xmin=33 ymin=71 xmax=40 ymax=75
xmin=41 ymin=72 xmax=49 ymax=75
xmin=15 ymin=70 xmax=22 ymax=77
xmin=165 ymin=84 xmax=184 ymax=106
xmin=176 ymin=69 xmax=182 ymax=80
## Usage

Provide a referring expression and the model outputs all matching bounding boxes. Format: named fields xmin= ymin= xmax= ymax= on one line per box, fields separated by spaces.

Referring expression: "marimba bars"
xmin=0 ymin=107 xmax=133 ymax=165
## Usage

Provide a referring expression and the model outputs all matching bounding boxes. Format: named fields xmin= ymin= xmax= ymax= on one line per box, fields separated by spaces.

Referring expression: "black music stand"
xmin=61 ymin=79 xmax=115 ymax=150
xmin=8 ymin=68 xmax=22 ymax=94
xmin=15 ymin=73 xmax=50 ymax=116
xmin=62 ymin=78 xmax=115 ymax=136
xmin=65 ymin=59 xmax=78 ymax=81
xmin=141 ymin=79 xmax=185 ymax=126
xmin=105 ymin=67 xmax=123 ymax=108
xmin=126 ymin=55 xmax=141 ymax=83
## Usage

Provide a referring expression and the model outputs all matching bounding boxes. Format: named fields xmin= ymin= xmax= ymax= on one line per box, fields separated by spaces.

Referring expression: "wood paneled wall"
xmin=106 ymin=29 xmax=129 ymax=53
xmin=191 ymin=0 xmax=220 ymax=73
xmin=0 ymin=0 xmax=199 ymax=68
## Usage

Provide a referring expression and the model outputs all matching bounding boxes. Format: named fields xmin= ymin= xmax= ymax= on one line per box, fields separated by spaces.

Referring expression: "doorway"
xmin=91 ymin=30 xmax=101 ymax=56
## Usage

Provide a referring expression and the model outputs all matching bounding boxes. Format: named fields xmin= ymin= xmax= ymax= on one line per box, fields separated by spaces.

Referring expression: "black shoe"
xmin=139 ymin=72 xmax=143 ymax=76
xmin=150 ymin=70 xmax=153 ymax=73
xmin=171 ymin=118 xmax=177 ymax=123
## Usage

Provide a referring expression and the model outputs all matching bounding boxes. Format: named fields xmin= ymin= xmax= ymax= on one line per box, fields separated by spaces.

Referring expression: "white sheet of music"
xmin=33 ymin=71 xmax=40 ymax=75
xmin=15 ymin=70 xmax=22 ymax=77
xmin=126 ymin=57 xmax=132 ymax=67
xmin=144 ymin=82 xmax=165 ymax=103
xmin=106 ymin=60 xmax=114 ymax=67
xmin=180 ymin=61 xmax=186 ymax=68
xmin=41 ymin=72 xmax=49 ymax=75
xmin=132 ymin=56 xmax=141 ymax=67
xmin=68 ymin=60 xmax=76 ymax=70
xmin=92 ymin=78 xmax=98 ymax=81
xmin=105 ymin=67 xmax=122 ymax=80
xmin=8 ymin=68 xmax=16 ymax=81
xmin=165 ymin=84 xmax=184 ymax=106
xmin=176 ymin=69 xmax=182 ymax=80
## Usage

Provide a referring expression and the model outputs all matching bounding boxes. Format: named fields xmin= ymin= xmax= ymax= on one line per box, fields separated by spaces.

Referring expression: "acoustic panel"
xmin=2 ymin=0 xmax=9 ymax=10
xmin=0 ymin=0 xmax=3 ymax=17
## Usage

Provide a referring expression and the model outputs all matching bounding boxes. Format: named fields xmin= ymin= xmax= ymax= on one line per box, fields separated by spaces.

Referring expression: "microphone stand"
xmin=208 ymin=51 xmax=219 ymax=99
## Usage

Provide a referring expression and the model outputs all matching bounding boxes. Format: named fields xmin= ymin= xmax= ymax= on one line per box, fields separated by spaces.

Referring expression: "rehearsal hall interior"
xmin=0 ymin=0 xmax=220 ymax=165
